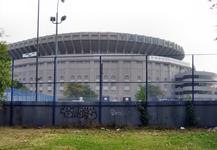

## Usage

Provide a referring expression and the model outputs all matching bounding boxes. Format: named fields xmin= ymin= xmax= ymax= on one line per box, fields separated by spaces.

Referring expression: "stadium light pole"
xmin=50 ymin=0 xmax=66 ymax=125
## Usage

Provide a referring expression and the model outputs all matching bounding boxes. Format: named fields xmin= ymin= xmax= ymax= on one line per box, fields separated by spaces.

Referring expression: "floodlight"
xmin=50 ymin=17 xmax=56 ymax=22
xmin=61 ymin=15 xmax=66 ymax=22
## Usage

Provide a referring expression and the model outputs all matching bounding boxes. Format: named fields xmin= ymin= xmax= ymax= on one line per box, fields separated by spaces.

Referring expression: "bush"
xmin=185 ymin=100 xmax=197 ymax=127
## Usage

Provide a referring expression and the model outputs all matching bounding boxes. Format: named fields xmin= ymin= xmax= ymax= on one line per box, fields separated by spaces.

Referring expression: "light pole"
xmin=50 ymin=0 xmax=66 ymax=125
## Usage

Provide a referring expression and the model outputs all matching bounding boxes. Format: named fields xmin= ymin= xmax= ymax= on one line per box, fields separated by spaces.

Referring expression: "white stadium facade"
xmin=8 ymin=32 xmax=195 ymax=101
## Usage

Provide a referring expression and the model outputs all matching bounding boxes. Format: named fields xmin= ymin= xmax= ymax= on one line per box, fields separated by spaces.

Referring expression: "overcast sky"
xmin=1 ymin=0 xmax=217 ymax=72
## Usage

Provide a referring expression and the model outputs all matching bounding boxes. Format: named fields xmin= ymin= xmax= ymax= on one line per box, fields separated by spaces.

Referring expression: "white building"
xmin=174 ymin=71 xmax=217 ymax=100
xmin=9 ymin=32 xmax=191 ymax=101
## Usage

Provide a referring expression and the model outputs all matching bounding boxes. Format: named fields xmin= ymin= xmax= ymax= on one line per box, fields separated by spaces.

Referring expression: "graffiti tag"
xmin=60 ymin=106 xmax=97 ymax=120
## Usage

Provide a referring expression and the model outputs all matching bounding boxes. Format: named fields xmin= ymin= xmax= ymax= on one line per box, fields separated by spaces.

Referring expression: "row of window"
xmin=18 ymin=75 xmax=143 ymax=82
xmin=175 ymin=82 xmax=214 ymax=88
xmin=175 ymin=90 xmax=212 ymax=95
xmin=175 ymin=75 xmax=216 ymax=81
xmin=15 ymin=60 xmax=146 ymax=68
xmin=30 ymin=85 xmax=132 ymax=93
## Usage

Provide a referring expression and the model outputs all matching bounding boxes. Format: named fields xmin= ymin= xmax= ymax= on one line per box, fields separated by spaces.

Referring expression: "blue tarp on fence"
xmin=4 ymin=89 xmax=53 ymax=101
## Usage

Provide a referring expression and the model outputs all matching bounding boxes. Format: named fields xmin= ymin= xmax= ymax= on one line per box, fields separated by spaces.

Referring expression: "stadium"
xmin=8 ymin=32 xmax=191 ymax=101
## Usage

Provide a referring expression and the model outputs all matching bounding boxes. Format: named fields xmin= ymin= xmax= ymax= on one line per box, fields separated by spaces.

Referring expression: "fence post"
xmin=35 ymin=51 xmax=39 ymax=102
xmin=99 ymin=56 xmax=103 ymax=125
xmin=35 ymin=0 xmax=40 ymax=102
xmin=192 ymin=54 xmax=194 ymax=102
xmin=10 ymin=58 xmax=14 ymax=126
xmin=145 ymin=55 xmax=148 ymax=103
xmin=52 ymin=56 xmax=57 ymax=125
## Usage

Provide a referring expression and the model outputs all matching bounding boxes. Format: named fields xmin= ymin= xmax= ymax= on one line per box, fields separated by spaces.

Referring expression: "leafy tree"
xmin=13 ymin=80 xmax=28 ymax=91
xmin=135 ymin=85 xmax=163 ymax=126
xmin=0 ymin=42 xmax=11 ymax=102
xmin=209 ymin=0 xmax=217 ymax=9
xmin=135 ymin=85 xmax=164 ymax=101
xmin=64 ymin=83 xmax=97 ymax=101
xmin=185 ymin=95 xmax=197 ymax=127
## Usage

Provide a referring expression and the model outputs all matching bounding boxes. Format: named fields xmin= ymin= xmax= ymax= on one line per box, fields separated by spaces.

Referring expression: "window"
xmin=111 ymin=86 xmax=117 ymax=91
xmin=111 ymin=75 xmax=116 ymax=81
xmin=60 ymin=61 xmax=65 ymax=65
xmin=38 ymin=76 xmax=43 ymax=82
xmin=104 ymin=75 xmax=109 ymax=81
xmin=111 ymin=83 xmax=116 ymax=91
xmin=30 ymin=77 xmax=34 ymax=83
xmin=69 ymin=61 xmax=75 ymax=64
xmin=77 ymin=75 xmax=82 ymax=81
xmin=137 ymin=76 xmax=142 ymax=82
xmin=84 ymin=75 xmax=89 ymax=81
xmin=95 ymin=86 xmax=99 ymax=91
xmin=103 ymin=83 xmax=109 ymax=91
xmin=136 ymin=61 xmax=142 ymax=64
xmin=123 ymin=60 xmax=130 ymax=64
xmin=103 ymin=86 xmax=109 ymax=91
xmin=124 ymin=83 xmax=130 ymax=91
xmin=124 ymin=75 xmax=130 ymax=81
xmin=59 ymin=86 xmax=64 ymax=91
xmin=71 ymin=75 xmax=75 ymax=82
xmin=124 ymin=86 xmax=130 ymax=91
xmin=48 ymin=76 xmax=52 ymax=82
xmin=47 ymin=62 xmax=52 ymax=65
xmin=47 ymin=86 xmax=52 ymax=92
xmin=96 ymin=75 xmax=100 ymax=81
xmin=39 ymin=85 xmax=43 ymax=92
xmin=60 ymin=75 xmax=64 ymax=82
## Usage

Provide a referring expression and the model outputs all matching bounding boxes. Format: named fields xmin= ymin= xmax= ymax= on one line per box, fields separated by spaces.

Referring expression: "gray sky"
xmin=1 ymin=0 xmax=217 ymax=72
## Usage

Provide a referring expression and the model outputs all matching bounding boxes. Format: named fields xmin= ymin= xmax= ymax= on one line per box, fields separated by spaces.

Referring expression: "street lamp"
xmin=50 ymin=0 xmax=66 ymax=125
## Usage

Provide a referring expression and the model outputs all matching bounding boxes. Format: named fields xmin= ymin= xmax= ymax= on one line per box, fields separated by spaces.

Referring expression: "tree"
xmin=135 ymin=85 xmax=164 ymax=101
xmin=209 ymin=0 xmax=217 ymax=9
xmin=64 ymin=83 xmax=97 ymax=101
xmin=13 ymin=80 xmax=28 ymax=91
xmin=209 ymin=0 xmax=217 ymax=40
xmin=135 ymin=85 xmax=163 ymax=126
xmin=0 ymin=42 xmax=11 ymax=102
xmin=185 ymin=95 xmax=197 ymax=127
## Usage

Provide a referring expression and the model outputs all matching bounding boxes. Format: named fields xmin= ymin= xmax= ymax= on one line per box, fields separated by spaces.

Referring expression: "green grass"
xmin=0 ymin=128 xmax=217 ymax=150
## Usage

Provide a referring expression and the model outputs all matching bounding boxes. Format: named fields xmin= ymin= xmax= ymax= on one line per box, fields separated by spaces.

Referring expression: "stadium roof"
xmin=9 ymin=32 xmax=185 ymax=60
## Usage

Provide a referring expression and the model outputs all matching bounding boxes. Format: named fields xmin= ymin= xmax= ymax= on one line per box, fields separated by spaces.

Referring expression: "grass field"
xmin=0 ymin=127 xmax=217 ymax=150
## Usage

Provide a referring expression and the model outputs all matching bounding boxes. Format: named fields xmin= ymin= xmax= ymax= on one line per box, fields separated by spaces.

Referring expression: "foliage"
xmin=209 ymin=0 xmax=217 ymax=10
xmin=135 ymin=85 xmax=163 ymax=126
xmin=137 ymin=104 xmax=149 ymax=126
xmin=135 ymin=85 xmax=146 ymax=102
xmin=0 ymin=42 xmax=11 ymax=102
xmin=12 ymin=80 xmax=28 ymax=91
xmin=64 ymin=83 xmax=97 ymax=101
xmin=135 ymin=85 xmax=163 ymax=101
xmin=185 ymin=97 xmax=197 ymax=127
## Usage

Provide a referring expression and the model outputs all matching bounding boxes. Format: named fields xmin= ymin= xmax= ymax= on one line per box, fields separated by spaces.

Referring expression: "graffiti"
xmin=110 ymin=108 xmax=122 ymax=116
xmin=60 ymin=106 xmax=97 ymax=120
